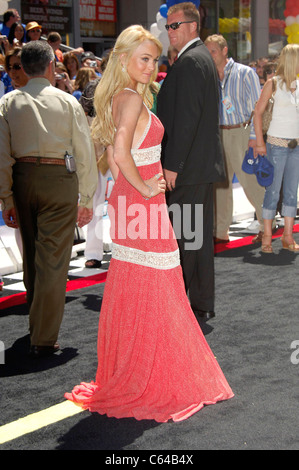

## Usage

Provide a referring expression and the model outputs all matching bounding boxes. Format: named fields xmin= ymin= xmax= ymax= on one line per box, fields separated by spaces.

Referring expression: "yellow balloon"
xmin=288 ymin=31 xmax=299 ymax=44
xmin=227 ymin=19 xmax=235 ymax=32
xmin=219 ymin=18 xmax=228 ymax=33
xmin=232 ymin=17 xmax=239 ymax=32
xmin=219 ymin=18 xmax=225 ymax=33
xmin=242 ymin=7 xmax=250 ymax=18
xmin=289 ymin=23 xmax=299 ymax=33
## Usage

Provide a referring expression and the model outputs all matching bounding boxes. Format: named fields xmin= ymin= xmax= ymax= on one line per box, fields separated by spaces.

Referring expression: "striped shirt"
xmin=219 ymin=58 xmax=261 ymax=139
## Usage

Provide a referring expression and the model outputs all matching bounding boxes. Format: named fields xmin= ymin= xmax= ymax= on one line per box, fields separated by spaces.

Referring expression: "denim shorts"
xmin=262 ymin=142 xmax=299 ymax=219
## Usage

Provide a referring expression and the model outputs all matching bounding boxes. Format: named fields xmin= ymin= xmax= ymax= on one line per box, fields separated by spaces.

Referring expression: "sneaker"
xmin=246 ymin=220 xmax=260 ymax=233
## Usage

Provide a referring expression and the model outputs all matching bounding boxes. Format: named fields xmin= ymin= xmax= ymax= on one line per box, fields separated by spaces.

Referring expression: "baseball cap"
xmin=242 ymin=147 xmax=259 ymax=174
xmin=242 ymin=147 xmax=274 ymax=187
xmin=81 ymin=51 xmax=96 ymax=63
xmin=255 ymin=155 xmax=274 ymax=187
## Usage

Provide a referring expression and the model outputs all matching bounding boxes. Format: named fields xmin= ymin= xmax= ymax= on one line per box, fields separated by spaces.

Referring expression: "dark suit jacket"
xmin=157 ymin=39 xmax=225 ymax=186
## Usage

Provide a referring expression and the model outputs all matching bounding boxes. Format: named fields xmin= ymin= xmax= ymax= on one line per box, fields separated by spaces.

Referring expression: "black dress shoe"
xmin=194 ymin=310 xmax=215 ymax=321
xmin=85 ymin=259 xmax=102 ymax=268
xmin=29 ymin=343 xmax=60 ymax=358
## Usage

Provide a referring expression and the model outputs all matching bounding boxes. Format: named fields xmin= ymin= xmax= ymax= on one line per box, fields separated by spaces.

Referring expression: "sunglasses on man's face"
xmin=165 ymin=21 xmax=194 ymax=31
xmin=8 ymin=64 xmax=22 ymax=71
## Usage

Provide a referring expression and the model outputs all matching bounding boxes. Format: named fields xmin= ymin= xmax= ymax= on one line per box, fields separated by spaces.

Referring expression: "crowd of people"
xmin=0 ymin=9 xmax=103 ymax=97
xmin=0 ymin=2 xmax=299 ymax=422
xmin=2 ymin=7 xmax=296 ymax=266
xmin=0 ymin=7 xmax=112 ymax=274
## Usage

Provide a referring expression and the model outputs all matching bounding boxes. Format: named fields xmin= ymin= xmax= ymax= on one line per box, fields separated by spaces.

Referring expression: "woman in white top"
xmin=254 ymin=44 xmax=299 ymax=253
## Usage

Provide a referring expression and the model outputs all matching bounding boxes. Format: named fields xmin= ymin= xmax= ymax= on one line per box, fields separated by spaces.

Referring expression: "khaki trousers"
xmin=214 ymin=126 xmax=265 ymax=239
xmin=12 ymin=162 xmax=78 ymax=346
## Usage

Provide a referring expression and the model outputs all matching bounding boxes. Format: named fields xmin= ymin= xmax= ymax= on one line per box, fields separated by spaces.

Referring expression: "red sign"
xmin=80 ymin=0 xmax=117 ymax=22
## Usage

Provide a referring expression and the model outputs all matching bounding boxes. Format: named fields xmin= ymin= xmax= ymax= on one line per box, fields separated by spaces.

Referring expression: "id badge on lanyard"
xmin=221 ymin=65 xmax=235 ymax=115
xmin=222 ymin=96 xmax=235 ymax=114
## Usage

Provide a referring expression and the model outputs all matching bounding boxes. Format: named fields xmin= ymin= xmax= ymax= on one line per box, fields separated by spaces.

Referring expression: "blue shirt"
xmin=0 ymin=22 xmax=26 ymax=38
xmin=219 ymin=58 xmax=261 ymax=139
xmin=0 ymin=23 xmax=10 ymax=36
xmin=0 ymin=73 xmax=13 ymax=94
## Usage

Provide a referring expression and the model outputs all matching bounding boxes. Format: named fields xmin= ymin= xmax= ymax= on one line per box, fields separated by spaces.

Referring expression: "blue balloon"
xmin=166 ymin=0 xmax=179 ymax=7
xmin=160 ymin=4 xmax=168 ymax=18
xmin=166 ymin=0 xmax=200 ymax=7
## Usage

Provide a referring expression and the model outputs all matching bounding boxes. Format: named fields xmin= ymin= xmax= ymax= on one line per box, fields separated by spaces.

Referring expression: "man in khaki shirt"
xmin=0 ymin=41 xmax=98 ymax=357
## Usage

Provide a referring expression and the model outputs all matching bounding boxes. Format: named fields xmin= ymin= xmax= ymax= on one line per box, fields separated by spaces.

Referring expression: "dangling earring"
xmin=122 ymin=64 xmax=126 ymax=73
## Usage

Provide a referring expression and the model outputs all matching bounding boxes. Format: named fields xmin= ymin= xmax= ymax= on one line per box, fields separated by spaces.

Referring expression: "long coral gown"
xmin=65 ymin=98 xmax=234 ymax=422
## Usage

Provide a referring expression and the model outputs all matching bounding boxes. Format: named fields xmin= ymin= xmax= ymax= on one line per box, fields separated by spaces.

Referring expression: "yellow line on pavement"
xmin=0 ymin=401 xmax=85 ymax=445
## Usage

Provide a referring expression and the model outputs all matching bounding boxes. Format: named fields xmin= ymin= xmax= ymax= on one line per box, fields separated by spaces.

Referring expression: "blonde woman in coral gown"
xmin=65 ymin=25 xmax=233 ymax=422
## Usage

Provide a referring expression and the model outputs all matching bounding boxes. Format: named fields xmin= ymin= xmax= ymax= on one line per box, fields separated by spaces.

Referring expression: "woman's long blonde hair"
xmin=91 ymin=25 xmax=162 ymax=147
xmin=276 ymin=44 xmax=299 ymax=91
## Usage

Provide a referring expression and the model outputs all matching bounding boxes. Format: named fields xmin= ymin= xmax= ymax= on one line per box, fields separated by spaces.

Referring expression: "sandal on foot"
xmin=85 ymin=259 xmax=102 ymax=268
xmin=261 ymin=235 xmax=273 ymax=253
xmin=281 ymin=236 xmax=299 ymax=252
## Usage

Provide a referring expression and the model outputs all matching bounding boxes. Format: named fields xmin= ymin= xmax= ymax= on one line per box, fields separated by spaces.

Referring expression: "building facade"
xmin=1 ymin=1 xmax=291 ymax=62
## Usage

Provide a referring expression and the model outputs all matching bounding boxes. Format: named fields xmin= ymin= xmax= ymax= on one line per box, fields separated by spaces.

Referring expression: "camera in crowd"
xmin=56 ymin=73 xmax=66 ymax=80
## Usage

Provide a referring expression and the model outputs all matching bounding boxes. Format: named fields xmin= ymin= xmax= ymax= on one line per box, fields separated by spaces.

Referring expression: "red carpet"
xmin=1 ymin=224 xmax=298 ymax=310
xmin=0 ymin=272 xmax=107 ymax=310
xmin=214 ymin=224 xmax=299 ymax=254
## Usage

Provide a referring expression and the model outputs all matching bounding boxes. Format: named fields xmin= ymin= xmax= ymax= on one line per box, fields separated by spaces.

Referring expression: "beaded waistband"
xmin=267 ymin=135 xmax=299 ymax=148
xmin=112 ymin=243 xmax=180 ymax=270
xmin=131 ymin=144 xmax=161 ymax=167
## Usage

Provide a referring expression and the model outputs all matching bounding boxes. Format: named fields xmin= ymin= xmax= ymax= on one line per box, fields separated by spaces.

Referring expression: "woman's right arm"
xmin=107 ymin=145 xmax=119 ymax=181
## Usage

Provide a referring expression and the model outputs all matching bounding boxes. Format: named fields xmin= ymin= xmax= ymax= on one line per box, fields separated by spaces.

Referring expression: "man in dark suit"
xmin=157 ymin=2 xmax=225 ymax=320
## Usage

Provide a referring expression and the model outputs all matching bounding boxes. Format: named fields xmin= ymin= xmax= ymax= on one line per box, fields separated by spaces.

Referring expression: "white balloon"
xmin=158 ymin=30 xmax=169 ymax=56
xmin=238 ymin=17 xmax=251 ymax=32
xmin=150 ymin=23 xmax=160 ymax=37
xmin=156 ymin=12 xmax=163 ymax=23
xmin=157 ymin=15 xmax=166 ymax=31
xmin=285 ymin=16 xmax=296 ymax=26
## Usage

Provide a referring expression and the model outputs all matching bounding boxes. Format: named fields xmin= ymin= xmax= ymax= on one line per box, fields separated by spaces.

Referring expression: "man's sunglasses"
xmin=165 ymin=21 xmax=194 ymax=31
xmin=8 ymin=64 xmax=22 ymax=71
